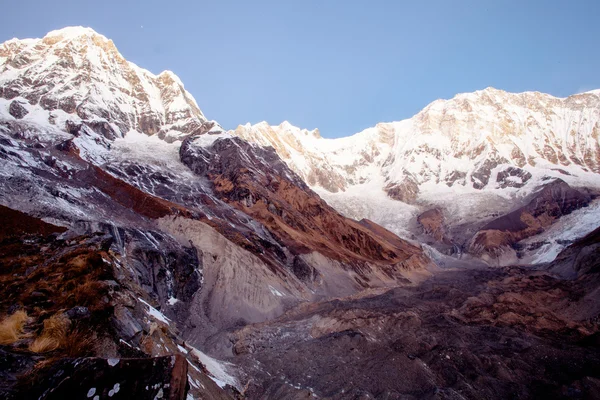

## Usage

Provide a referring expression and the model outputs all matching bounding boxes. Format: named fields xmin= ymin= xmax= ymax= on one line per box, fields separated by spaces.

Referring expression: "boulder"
xmin=8 ymin=100 xmax=28 ymax=119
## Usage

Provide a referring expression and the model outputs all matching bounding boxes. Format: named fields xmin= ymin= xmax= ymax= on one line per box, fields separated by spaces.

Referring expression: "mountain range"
xmin=1 ymin=27 xmax=599 ymax=399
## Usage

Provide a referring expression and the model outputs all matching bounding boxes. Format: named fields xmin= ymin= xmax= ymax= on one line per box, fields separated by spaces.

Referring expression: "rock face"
xmin=8 ymin=100 xmax=28 ymax=119
xmin=550 ymin=225 xmax=600 ymax=279
xmin=0 ymin=204 xmax=66 ymax=239
xmin=180 ymin=134 xmax=426 ymax=269
xmin=0 ymin=208 xmax=233 ymax=399
xmin=417 ymin=208 xmax=448 ymax=243
xmin=22 ymin=355 xmax=188 ymax=400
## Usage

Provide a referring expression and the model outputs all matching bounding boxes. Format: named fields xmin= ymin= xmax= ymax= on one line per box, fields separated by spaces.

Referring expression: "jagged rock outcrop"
xmin=8 ymin=100 xmax=28 ymax=119
xmin=417 ymin=208 xmax=449 ymax=244
xmin=20 ymin=355 xmax=189 ymax=400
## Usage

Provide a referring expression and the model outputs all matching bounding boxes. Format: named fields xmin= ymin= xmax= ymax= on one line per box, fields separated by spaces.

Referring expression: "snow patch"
xmin=138 ymin=298 xmax=170 ymax=324
xmin=268 ymin=285 xmax=284 ymax=297
xmin=189 ymin=346 xmax=239 ymax=389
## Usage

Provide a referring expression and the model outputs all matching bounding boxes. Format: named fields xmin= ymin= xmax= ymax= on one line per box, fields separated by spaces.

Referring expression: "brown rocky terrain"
xmin=417 ymin=208 xmax=449 ymax=244
xmin=180 ymin=134 xmax=428 ymax=272
xmin=468 ymin=179 xmax=593 ymax=261
xmin=226 ymin=265 xmax=600 ymax=399
xmin=0 ymin=205 xmax=234 ymax=399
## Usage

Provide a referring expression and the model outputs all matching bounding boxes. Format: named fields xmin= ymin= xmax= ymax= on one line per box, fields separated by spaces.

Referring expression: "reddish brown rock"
xmin=0 ymin=205 xmax=66 ymax=240
xmin=384 ymin=177 xmax=419 ymax=203
xmin=180 ymin=135 xmax=429 ymax=276
xmin=469 ymin=179 xmax=592 ymax=259
xmin=417 ymin=208 xmax=449 ymax=243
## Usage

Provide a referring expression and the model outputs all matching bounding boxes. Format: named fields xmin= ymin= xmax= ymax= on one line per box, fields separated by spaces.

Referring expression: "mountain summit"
xmin=0 ymin=26 xmax=212 ymax=141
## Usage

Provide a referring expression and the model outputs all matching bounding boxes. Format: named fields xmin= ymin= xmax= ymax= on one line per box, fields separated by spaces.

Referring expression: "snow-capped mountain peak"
xmin=232 ymin=88 xmax=600 ymax=198
xmin=45 ymin=25 xmax=103 ymax=39
xmin=0 ymin=26 xmax=211 ymax=141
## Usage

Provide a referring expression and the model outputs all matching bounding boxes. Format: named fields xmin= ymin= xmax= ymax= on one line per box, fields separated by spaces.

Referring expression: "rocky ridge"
xmin=0 ymin=26 xmax=215 ymax=141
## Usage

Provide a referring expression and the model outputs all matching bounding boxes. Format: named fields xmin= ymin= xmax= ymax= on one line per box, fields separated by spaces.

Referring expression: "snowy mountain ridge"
xmin=232 ymin=87 xmax=600 ymax=199
xmin=0 ymin=26 xmax=218 ymax=142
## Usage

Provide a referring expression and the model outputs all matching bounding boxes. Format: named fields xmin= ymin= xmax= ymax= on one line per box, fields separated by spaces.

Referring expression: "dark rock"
xmin=6 ymin=305 xmax=22 ymax=316
xmin=65 ymin=306 xmax=90 ymax=320
xmin=8 ymin=101 xmax=28 ymax=119
xmin=291 ymin=256 xmax=319 ymax=283
xmin=113 ymin=306 xmax=143 ymax=340
xmin=0 ymin=348 xmax=39 ymax=398
xmin=65 ymin=120 xmax=82 ymax=136
xmin=55 ymin=139 xmax=79 ymax=155
xmin=58 ymin=97 xmax=77 ymax=114
xmin=87 ymin=120 xmax=117 ymax=140
xmin=496 ymin=167 xmax=532 ymax=189
xmin=23 ymin=355 xmax=189 ymax=400
xmin=549 ymin=225 xmax=600 ymax=279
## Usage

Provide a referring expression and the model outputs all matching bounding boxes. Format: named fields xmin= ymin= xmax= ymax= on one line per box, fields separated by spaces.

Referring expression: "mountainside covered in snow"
xmin=0 ymin=26 xmax=217 ymax=142
xmin=230 ymin=88 xmax=600 ymax=265
xmin=233 ymin=89 xmax=600 ymax=197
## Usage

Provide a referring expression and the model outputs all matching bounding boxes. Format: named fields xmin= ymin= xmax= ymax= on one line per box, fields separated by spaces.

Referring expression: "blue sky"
xmin=2 ymin=1 xmax=599 ymax=138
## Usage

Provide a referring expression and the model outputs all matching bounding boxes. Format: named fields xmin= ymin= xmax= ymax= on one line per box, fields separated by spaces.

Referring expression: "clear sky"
xmin=2 ymin=0 xmax=599 ymax=137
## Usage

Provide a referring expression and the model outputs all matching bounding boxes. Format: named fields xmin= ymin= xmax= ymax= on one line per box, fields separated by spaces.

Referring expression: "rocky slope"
xmin=226 ymin=266 xmax=600 ymax=399
xmin=0 ymin=205 xmax=231 ymax=399
xmin=225 ymin=219 xmax=600 ymax=398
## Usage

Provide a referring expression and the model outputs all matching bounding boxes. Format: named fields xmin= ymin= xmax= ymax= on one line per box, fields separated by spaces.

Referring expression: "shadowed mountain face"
xmin=1 ymin=27 xmax=600 ymax=400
